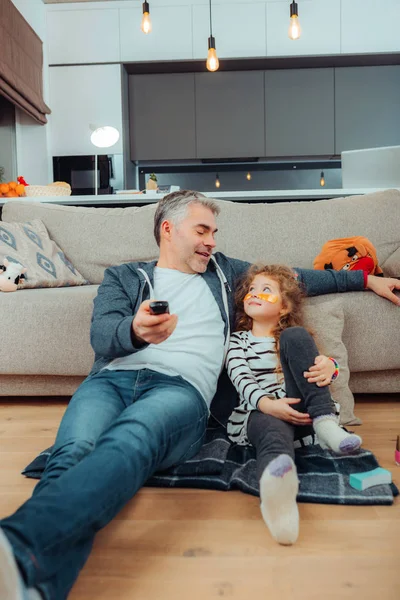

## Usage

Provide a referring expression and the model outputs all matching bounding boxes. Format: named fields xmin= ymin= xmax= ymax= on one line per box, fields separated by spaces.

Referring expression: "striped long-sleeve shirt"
xmin=226 ymin=330 xmax=286 ymax=445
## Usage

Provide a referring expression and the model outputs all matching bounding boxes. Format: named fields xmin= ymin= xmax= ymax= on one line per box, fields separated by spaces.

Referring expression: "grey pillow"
xmin=303 ymin=296 xmax=361 ymax=426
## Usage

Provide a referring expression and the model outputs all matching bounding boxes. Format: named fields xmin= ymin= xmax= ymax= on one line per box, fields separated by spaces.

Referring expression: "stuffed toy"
xmin=0 ymin=258 xmax=27 ymax=292
xmin=313 ymin=236 xmax=383 ymax=276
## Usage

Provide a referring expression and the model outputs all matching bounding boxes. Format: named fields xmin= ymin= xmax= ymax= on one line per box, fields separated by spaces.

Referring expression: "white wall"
xmin=49 ymin=65 xmax=123 ymax=157
xmin=11 ymin=0 xmax=52 ymax=185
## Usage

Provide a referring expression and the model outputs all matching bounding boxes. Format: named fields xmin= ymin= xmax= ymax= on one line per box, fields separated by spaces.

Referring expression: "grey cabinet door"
xmin=129 ymin=73 xmax=196 ymax=160
xmin=265 ymin=68 xmax=335 ymax=157
xmin=335 ymin=66 xmax=400 ymax=154
xmin=195 ymin=71 xmax=265 ymax=159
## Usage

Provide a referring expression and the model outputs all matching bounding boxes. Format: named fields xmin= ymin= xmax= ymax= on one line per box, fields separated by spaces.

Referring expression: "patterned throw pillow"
xmin=0 ymin=219 xmax=88 ymax=289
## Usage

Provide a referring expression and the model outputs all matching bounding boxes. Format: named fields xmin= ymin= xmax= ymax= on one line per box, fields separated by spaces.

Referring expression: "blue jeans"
xmin=1 ymin=369 xmax=208 ymax=600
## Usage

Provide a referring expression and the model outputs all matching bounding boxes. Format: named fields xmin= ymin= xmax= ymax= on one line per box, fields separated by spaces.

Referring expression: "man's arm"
xmin=295 ymin=267 xmax=400 ymax=305
xmin=294 ymin=267 xmax=365 ymax=296
xmin=90 ymin=267 xmax=147 ymax=359
xmin=219 ymin=253 xmax=400 ymax=305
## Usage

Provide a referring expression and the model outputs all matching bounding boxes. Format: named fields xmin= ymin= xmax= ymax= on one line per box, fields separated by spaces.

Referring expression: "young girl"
xmin=226 ymin=264 xmax=362 ymax=546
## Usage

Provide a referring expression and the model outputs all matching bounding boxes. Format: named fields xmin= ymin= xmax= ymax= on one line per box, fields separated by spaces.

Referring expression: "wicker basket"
xmin=24 ymin=185 xmax=71 ymax=197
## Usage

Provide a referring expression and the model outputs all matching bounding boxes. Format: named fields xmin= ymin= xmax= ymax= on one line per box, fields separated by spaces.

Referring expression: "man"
xmin=1 ymin=190 xmax=399 ymax=600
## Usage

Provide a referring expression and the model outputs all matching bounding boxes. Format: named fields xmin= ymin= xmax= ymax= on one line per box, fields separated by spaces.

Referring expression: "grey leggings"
xmin=247 ymin=326 xmax=336 ymax=482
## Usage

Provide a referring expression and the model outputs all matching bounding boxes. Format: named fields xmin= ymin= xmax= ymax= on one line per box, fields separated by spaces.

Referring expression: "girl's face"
xmin=244 ymin=274 xmax=285 ymax=323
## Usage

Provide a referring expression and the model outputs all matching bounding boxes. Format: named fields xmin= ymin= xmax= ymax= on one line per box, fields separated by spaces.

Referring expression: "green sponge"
xmin=349 ymin=467 xmax=392 ymax=491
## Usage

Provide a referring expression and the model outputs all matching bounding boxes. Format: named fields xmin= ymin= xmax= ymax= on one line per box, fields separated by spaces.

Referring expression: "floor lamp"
xmin=90 ymin=126 xmax=120 ymax=195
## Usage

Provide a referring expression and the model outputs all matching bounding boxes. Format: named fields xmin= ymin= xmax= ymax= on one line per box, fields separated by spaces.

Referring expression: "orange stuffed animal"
xmin=313 ymin=236 xmax=383 ymax=276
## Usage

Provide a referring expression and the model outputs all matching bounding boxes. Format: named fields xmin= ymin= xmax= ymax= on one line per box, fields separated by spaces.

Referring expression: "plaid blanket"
xmin=22 ymin=426 xmax=398 ymax=505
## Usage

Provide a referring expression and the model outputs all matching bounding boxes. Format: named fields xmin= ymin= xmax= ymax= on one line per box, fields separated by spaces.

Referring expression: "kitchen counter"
xmin=1 ymin=188 xmax=398 ymax=207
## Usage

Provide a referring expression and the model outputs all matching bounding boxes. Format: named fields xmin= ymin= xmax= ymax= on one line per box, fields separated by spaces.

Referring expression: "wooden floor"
xmin=1 ymin=395 xmax=399 ymax=600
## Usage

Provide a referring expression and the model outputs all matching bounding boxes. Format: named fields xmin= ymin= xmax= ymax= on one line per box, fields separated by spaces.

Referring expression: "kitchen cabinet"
xmin=341 ymin=0 xmax=400 ymax=54
xmin=129 ymin=73 xmax=196 ymax=161
xmin=266 ymin=0 xmax=340 ymax=57
xmin=195 ymin=71 xmax=265 ymax=159
xmin=47 ymin=8 xmax=120 ymax=64
xmin=192 ymin=2 xmax=267 ymax=60
xmin=335 ymin=66 xmax=400 ymax=153
xmin=120 ymin=6 xmax=193 ymax=62
xmin=265 ymin=68 xmax=335 ymax=157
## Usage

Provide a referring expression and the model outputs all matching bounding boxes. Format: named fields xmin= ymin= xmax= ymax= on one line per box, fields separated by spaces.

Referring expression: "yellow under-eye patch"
xmin=244 ymin=292 xmax=278 ymax=303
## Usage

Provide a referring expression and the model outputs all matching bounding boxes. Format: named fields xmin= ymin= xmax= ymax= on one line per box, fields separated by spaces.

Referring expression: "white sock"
xmin=259 ymin=454 xmax=299 ymax=546
xmin=313 ymin=415 xmax=362 ymax=454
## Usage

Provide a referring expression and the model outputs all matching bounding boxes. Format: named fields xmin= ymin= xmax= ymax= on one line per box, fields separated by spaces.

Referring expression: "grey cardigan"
xmin=89 ymin=252 xmax=365 ymax=425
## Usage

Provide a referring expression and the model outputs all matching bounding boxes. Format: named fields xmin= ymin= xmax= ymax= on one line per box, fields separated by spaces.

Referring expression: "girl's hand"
xmin=258 ymin=396 xmax=312 ymax=425
xmin=303 ymin=354 xmax=335 ymax=387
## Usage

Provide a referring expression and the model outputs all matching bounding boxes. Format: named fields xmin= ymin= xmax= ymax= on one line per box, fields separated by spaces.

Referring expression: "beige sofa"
xmin=1 ymin=190 xmax=400 ymax=406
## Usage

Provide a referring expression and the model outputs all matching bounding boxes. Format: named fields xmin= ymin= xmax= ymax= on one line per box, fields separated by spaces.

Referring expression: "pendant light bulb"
xmin=215 ymin=174 xmax=221 ymax=189
xmin=206 ymin=1 xmax=219 ymax=72
xmin=246 ymin=172 xmax=252 ymax=181
xmin=141 ymin=2 xmax=152 ymax=34
xmin=206 ymin=37 xmax=219 ymax=72
xmin=288 ymin=2 xmax=301 ymax=40
xmin=320 ymin=171 xmax=325 ymax=187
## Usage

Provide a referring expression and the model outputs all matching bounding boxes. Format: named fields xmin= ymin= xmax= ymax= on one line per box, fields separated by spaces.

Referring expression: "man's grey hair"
xmin=153 ymin=190 xmax=220 ymax=246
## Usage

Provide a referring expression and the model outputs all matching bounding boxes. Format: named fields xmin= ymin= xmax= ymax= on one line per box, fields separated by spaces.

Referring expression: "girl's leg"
xmin=247 ymin=411 xmax=299 ymax=545
xmin=280 ymin=327 xmax=361 ymax=453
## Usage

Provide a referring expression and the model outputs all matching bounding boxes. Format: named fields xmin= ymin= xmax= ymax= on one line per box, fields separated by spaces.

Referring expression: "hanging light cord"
xmin=209 ymin=0 xmax=213 ymax=37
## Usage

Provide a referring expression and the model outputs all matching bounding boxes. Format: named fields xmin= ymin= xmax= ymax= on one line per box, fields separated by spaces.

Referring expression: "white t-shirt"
xmin=106 ymin=267 xmax=225 ymax=408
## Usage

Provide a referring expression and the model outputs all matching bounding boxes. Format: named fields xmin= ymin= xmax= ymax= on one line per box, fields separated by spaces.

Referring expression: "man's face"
xmin=167 ymin=204 xmax=218 ymax=274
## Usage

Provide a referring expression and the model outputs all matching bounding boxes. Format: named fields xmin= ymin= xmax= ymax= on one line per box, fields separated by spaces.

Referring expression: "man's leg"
xmin=1 ymin=369 xmax=207 ymax=599
xmin=279 ymin=327 xmax=361 ymax=452
xmin=1 ymin=369 xmax=138 ymax=600
xmin=33 ymin=370 xmax=135 ymax=496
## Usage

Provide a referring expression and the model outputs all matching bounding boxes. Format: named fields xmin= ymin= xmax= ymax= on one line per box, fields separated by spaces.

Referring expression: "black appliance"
xmin=53 ymin=155 xmax=114 ymax=195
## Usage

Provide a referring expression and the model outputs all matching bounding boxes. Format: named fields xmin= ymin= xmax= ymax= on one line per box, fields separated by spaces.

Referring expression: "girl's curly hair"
xmin=235 ymin=264 xmax=308 ymax=372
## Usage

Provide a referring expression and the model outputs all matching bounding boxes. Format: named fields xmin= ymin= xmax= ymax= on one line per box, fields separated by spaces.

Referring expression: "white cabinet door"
xmin=266 ymin=0 xmax=340 ymax=57
xmin=341 ymin=0 xmax=400 ymax=53
xmin=47 ymin=8 xmax=120 ymax=64
xmin=119 ymin=6 xmax=193 ymax=62
xmin=49 ymin=65 xmax=123 ymax=156
xmin=192 ymin=2 xmax=267 ymax=59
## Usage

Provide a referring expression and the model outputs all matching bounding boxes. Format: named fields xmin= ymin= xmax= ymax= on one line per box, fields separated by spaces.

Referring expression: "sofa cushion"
xmin=0 ymin=279 xmax=358 ymax=423
xmin=215 ymin=189 xmax=400 ymax=274
xmin=0 ymin=285 xmax=97 ymax=376
xmin=303 ymin=296 xmax=359 ymax=425
xmin=382 ymin=246 xmax=400 ymax=277
xmin=2 ymin=201 xmax=158 ymax=284
xmin=0 ymin=219 xmax=87 ymax=289
xmin=3 ymin=189 xmax=400 ymax=285
xmin=324 ymin=291 xmax=400 ymax=372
